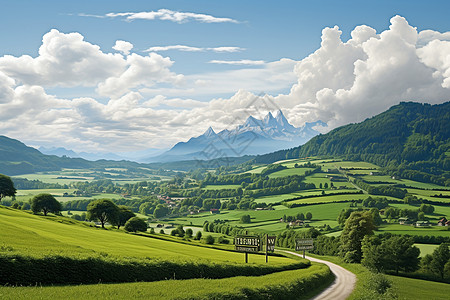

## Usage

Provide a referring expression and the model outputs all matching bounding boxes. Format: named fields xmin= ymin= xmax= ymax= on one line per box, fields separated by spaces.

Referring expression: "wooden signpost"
xmin=265 ymin=235 xmax=276 ymax=263
xmin=235 ymin=235 xmax=261 ymax=263
xmin=295 ymin=238 xmax=314 ymax=258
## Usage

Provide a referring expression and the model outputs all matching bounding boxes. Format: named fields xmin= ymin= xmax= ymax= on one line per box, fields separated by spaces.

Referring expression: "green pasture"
xmin=387 ymin=274 xmax=450 ymax=299
xmin=267 ymin=167 xmax=315 ymax=178
xmin=13 ymin=173 xmax=94 ymax=184
xmin=0 ymin=207 xmax=295 ymax=265
xmin=184 ymin=202 xmax=352 ymax=227
xmin=376 ymin=224 xmax=450 ymax=237
xmin=11 ymin=189 xmax=123 ymax=203
xmin=320 ymin=161 xmax=379 ymax=169
xmin=203 ymin=185 xmax=241 ymax=190
xmin=246 ymin=166 xmax=266 ymax=174
xmin=254 ymin=189 xmax=359 ymax=204
xmin=389 ymin=203 xmax=450 ymax=218
xmin=0 ymin=263 xmax=331 ymax=300
xmin=414 ymin=243 xmax=439 ymax=257
xmin=287 ymin=193 xmax=402 ymax=205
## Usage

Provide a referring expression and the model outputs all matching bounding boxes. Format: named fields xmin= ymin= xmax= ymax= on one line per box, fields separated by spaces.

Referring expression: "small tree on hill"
xmin=205 ymin=235 xmax=215 ymax=245
xmin=194 ymin=231 xmax=202 ymax=240
xmin=30 ymin=193 xmax=61 ymax=216
xmin=0 ymin=174 xmax=16 ymax=201
xmin=240 ymin=214 xmax=251 ymax=223
xmin=306 ymin=212 xmax=313 ymax=220
xmin=111 ymin=205 xmax=135 ymax=229
xmin=124 ymin=217 xmax=148 ymax=233
xmin=185 ymin=228 xmax=193 ymax=238
xmin=87 ymin=199 xmax=119 ymax=228
xmin=340 ymin=211 xmax=376 ymax=263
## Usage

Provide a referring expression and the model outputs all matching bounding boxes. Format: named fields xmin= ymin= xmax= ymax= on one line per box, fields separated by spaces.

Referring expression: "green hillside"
xmin=256 ymin=102 xmax=450 ymax=186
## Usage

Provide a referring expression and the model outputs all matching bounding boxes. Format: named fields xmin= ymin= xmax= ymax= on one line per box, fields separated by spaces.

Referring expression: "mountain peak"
xmin=203 ymin=126 xmax=217 ymax=137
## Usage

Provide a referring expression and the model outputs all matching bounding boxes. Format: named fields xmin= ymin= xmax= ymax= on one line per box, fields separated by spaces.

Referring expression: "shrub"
xmin=205 ymin=235 xmax=215 ymax=245
xmin=124 ymin=217 xmax=147 ymax=233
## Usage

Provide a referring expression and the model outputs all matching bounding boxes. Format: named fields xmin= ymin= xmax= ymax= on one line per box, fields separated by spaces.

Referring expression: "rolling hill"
xmin=255 ymin=101 xmax=450 ymax=186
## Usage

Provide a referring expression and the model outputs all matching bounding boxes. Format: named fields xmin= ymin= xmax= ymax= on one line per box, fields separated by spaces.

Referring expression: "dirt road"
xmin=280 ymin=250 xmax=356 ymax=300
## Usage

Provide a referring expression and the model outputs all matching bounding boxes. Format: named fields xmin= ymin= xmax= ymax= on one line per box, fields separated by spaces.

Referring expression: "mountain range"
xmin=148 ymin=110 xmax=326 ymax=162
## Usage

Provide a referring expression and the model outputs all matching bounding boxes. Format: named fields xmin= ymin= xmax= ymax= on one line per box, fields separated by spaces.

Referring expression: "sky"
xmin=0 ymin=0 xmax=450 ymax=154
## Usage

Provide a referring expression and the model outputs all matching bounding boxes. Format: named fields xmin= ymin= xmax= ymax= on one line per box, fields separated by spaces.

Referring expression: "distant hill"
xmin=255 ymin=102 xmax=450 ymax=186
xmin=147 ymin=110 xmax=326 ymax=162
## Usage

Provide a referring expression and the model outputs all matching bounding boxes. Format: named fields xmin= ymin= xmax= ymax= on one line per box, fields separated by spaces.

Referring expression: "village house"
xmin=437 ymin=217 xmax=448 ymax=226
xmin=415 ymin=220 xmax=432 ymax=227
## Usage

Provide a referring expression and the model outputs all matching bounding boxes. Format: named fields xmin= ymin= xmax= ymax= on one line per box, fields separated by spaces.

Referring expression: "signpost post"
xmin=265 ymin=234 xmax=276 ymax=263
xmin=234 ymin=235 xmax=261 ymax=263
xmin=295 ymin=238 xmax=314 ymax=258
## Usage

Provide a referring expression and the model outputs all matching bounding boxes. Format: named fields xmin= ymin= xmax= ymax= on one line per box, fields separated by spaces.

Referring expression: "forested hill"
xmin=255 ymin=101 xmax=450 ymax=186
xmin=0 ymin=135 xmax=98 ymax=175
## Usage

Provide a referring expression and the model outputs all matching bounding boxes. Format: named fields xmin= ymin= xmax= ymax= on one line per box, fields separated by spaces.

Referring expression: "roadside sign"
xmin=267 ymin=235 xmax=276 ymax=252
xmin=295 ymin=238 xmax=314 ymax=251
xmin=235 ymin=235 xmax=261 ymax=253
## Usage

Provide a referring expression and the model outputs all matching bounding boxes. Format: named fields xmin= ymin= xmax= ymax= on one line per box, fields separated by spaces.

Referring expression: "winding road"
xmin=279 ymin=250 xmax=356 ymax=300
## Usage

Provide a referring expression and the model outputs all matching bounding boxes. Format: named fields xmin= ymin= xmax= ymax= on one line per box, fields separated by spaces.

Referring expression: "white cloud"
xmin=103 ymin=9 xmax=239 ymax=24
xmin=145 ymin=45 xmax=244 ymax=53
xmin=0 ymin=16 xmax=449 ymax=154
xmin=275 ymin=15 xmax=450 ymax=129
xmin=209 ymin=59 xmax=266 ymax=65
xmin=112 ymin=40 xmax=133 ymax=55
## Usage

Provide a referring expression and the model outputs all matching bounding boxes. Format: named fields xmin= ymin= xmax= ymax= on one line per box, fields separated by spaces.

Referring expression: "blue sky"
xmin=0 ymin=0 xmax=449 ymax=153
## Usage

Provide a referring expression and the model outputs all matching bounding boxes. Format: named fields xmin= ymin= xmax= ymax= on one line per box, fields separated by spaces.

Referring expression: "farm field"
xmin=254 ymin=189 xmax=359 ymax=204
xmin=14 ymin=189 xmax=124 ymax=203
xmin=376 ymin=224 xmax=450 ymax=237
xmin=267 ymin=167 xmax=315 ymax=178
xmin=414 ymin=243 xmax=439 ymax=256
xmin=0 ymin=206 xmax=296 ymax=265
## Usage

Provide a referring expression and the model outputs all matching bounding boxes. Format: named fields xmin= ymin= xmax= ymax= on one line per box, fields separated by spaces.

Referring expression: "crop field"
xmin=0 ymin=263 xmax=331 ymax=300
xmin=0 ymin=207 xmax=296 ymax=265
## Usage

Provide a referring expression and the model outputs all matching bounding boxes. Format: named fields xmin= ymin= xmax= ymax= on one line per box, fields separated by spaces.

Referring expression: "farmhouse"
xmin=415 ymin=221 xmax=431 ymax=227
xmin=399 ymin=217 xmax=412 ymax=225
xmin=437 ymin=217 xmax=448 ymax=226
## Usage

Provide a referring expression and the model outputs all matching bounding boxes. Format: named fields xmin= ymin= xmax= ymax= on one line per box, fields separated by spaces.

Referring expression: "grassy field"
xmin=13 ymin=189 xmax=124 ymax=203
xmin=414 ymin=243 xmax=439 ymax=257
xmin=0 ymin=263 xmax=331 ymax=300
xmin=387 ymin=275 xmax=450 ymax=299
xmin=267 ymin=167 xmax=315 ymax=178
xmin=203 ymin=184 xmax=241 ymax=190
xmin=0 ymin=206 xmax=296 ymax=265
xmin=376 ymin=224 xmax=450 ymax=237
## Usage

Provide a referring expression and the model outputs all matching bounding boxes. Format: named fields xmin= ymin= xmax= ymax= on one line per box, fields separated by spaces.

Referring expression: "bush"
xmin=159 ymin=229 xmax=165 ymax=234
xmin=205 ymin=235 xmax=215 ymax=245
xmin=194 ymin=231 xmax=202 ymax=240
xmin=218 ymin=236 xmax=230 ymax=244
xmin=185 ymin=228 xmax=193 ymax=238
xmin=124 ymin=217 xmax=147 ymax=233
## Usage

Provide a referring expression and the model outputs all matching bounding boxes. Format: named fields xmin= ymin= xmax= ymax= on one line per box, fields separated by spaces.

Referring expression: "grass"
xmin=267 ymin=167 xmax=315 ymax=178
xmin=0 ymin=206 xmax=296 ymax=266
xmin=203 ymin=185 xmax=241 ymax=190
xmin=0 ymin=263 xmax=332 ymax=300
xmin=12 ymin=189 xmax=124 ymax=203
xmin=387 ymin=274 xmax=450 ymax=299
xmin=376 ymin=224 xmax=450 ymax=237
xmin=414 ymin=243 xmax=438 ymax=257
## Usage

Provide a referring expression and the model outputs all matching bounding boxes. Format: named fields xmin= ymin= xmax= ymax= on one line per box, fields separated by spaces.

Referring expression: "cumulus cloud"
xmin=103 ymin=9 xmax=239 ymax=24
xmin=274 ymin=15 xmax=450 ymax=129
xmin=209 ymin=59 xmax=266 ymax=65
xmin=145 ymin=45 xmax=244 ymax=53
xmin=1 ymin=16 xmax=450 ymax=154
xmin=113 ymin=40 xmax=133 ymax=55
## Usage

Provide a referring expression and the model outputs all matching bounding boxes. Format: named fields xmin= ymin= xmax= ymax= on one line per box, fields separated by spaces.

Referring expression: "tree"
xmin=194 ymin=231 xmax=202 ymax=240
xmin=111 ymin=205 xmax=135 ymax=229
xmin=153 ymin=204 xmax=169 ymax=219
xmin=383 ymin=236 xmax=420 ymax=275
xmin=370 ymin=208 xmax=383 ymax=226
xmin=185 ymin=228 xmax=193 ymax=238
xmin=124 ymin=217 xmax=148 ymax=233
xmin=87 ymin=199 xmax=119 ymax=228
xmin=30 ymin=193 xmax=61 ymax=216
xmin=0 ymin=174 xmax=16 ymax=200
xmin=205 ymin=235 xmax=215 ymax=244
xmin=340 ymin=211 xmax=376 ymax=263
xmin=428 ymin=243 xmax=450 ymax=279
xmin=240 ymin=214 xmax=251 ymax=223
xmin=306 ymin=212 xmax=313 ymax=220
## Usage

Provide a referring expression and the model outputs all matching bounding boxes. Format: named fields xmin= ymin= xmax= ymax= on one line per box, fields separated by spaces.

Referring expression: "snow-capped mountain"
xmin=146 ymin=110 xmax=326 ymax=163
